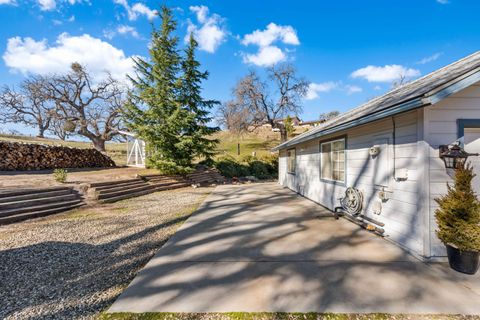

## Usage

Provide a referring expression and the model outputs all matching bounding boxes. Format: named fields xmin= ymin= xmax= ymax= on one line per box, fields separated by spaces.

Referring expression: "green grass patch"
xmin=213 ymin=132 xmax=280 ymax=161
xmin=99 ymin=313 xmax=475 ymax=320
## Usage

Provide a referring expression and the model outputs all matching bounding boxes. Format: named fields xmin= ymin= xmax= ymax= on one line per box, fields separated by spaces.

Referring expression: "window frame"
xmin=458 ymin=119 xmax=480 ymax=140
xmin=319 ymin=136 xmax=347 ymax=185
xmin=287 ymin=148 xmax=296 ymax=174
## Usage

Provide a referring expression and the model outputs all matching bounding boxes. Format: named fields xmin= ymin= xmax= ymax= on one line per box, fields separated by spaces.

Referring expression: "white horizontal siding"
xmin=278 ymin=110 xmax=425 ymax=256
xmin=425 ymin=82 xmax=480 ymax=257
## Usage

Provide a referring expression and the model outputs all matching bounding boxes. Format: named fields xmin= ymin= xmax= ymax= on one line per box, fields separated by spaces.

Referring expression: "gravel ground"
xmin=0 ymin=187 xmax=213 ymax=320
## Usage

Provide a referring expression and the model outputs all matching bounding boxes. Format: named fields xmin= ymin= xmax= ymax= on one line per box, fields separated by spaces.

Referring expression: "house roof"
xmin=273 ymin=51 xmax=480 ymax=151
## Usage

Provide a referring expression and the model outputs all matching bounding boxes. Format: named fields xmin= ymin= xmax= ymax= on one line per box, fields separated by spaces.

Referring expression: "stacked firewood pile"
xmin=0 ymin=141 xmax=116 ymax=170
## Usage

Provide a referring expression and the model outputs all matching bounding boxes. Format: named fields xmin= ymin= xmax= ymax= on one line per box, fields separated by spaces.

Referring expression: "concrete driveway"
xmin=109 ymin=183 xmax=480 ymax=314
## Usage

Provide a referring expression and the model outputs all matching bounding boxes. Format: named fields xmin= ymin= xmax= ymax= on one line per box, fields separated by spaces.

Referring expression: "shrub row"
xmin=213 ymin=154 xmax=278 ymax=179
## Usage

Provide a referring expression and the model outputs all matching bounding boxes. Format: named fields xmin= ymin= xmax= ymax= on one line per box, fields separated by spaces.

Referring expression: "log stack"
xmin=0 ymin=141 xmax=116 ymax=171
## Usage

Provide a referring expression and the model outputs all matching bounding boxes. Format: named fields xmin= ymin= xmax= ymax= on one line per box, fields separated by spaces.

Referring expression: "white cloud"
xmin=305 ymin=82 xmax=338 ymax=100
xmin=242 ymin=23 xmax=299 ymax=47
xmin=241 ymin=22 xmax=299 ymax=67
xmin=190 ymin=5 xmax=208 ymax=23
xmin=345 ymin=85 xmax=362 ymax=95
xmin=131 ymin=3 xmax=156 ymax=20
xmin=242 ymin=46 xmax=286 ymax=67
xmin=113 ymin=0 xmax=157 ymax=21
xmin=3 ymin=33 xmax=136 ymax=82
xmin=38 ymin=0 xmax=56 ymax=10
xmin=437 ymin=0 xmax=449 ymax=4
xmin=0 ymin=0 xmax=15 ymax=5
xmin=417 ymin=52 xmax=442 ymax=65
xmin=351 ymin=64 xmax=420 ymax=83
xmin=117 ymin=25 xmax=140 ymax=38
xmin=185 ymin=5 xmax=227 ymax=53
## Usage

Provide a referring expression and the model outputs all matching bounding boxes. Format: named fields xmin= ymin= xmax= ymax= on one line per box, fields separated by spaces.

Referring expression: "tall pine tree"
xmin=180 ymin=34 xmax=220 ymax=162
xmin=124 ymin=6 xmax=218 ymax=173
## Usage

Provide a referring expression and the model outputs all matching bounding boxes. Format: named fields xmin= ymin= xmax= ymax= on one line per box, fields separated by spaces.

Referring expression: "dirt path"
xmin=0 ymin=167 xmax=159 ymax=189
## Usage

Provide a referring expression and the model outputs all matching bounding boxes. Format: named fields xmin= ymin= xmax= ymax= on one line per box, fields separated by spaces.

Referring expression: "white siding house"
xmin=274 ymin=52 xmax=480 ymax=259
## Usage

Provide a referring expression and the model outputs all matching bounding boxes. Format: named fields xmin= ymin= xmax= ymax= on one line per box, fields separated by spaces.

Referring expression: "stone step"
xmin=0 ymin=202 xmax=85 ymax=225
xmin=89 ymin=178 xmax=142 ymax=188
xmin=0 ymin=194 xmax=78 ymax=211
xmin=0 ymin=199 xmax=84 ymax=218
xmin=94 ymin=180 xmax=147 ymax=193
xmin=0 ymin=186 xmax=72 ymax=199
xmin=0 ymin=189 xmax=73 ymax=204
xmin=96 ymin=184 xmax=154 ymax=200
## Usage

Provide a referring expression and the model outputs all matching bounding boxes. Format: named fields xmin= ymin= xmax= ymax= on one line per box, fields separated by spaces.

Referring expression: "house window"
xmin=287 ymin=148 xmax=296 ymax=174
xmin=321 ymin=138 xmax=345 ymax=182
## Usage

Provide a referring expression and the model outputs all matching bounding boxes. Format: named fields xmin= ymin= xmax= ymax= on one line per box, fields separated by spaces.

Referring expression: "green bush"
xmin=435 ymin=163 xmax=480 ymax=251
xmin=214 ymin=157 xmax=250 ymax=178
xmin=214 ymin=154 xmax=278 ymax=179
xmin=53 ymin=169 xmax=68 ymax=183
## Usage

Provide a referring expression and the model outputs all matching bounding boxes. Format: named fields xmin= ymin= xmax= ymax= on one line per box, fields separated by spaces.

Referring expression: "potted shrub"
xmin=435 ymin=163 xmax=480 ymax=274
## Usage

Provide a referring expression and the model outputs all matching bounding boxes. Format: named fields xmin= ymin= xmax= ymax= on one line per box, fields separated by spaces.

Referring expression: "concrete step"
xmin=0 ymin=199 xmax=84 ymax=218
xmin=0 ymin=186 xmax=71 ymax=199
xmin=89 ymin=178 xmax=141 ymax=188
xmin=0 ymin=202 xmax=85 ymax=225
xmin=99 ymin=189 xmax=154 ymax=203
xmin=96 ymin=184 xmax=154 ymax=200
xmin=0 ymin=194 xmax=78 ymax=211
xmin=0 ymin=189 xmax=73 ymax=204
xmin=94 ymin=180 xmax=147 ymax=193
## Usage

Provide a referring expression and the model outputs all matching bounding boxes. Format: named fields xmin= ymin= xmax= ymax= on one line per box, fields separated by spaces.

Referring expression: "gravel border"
xmin=0 ymin=187 xmax=213 ymax=320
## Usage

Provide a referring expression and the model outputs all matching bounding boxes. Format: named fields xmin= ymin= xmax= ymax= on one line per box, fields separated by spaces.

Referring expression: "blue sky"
xmin=0 ymin=0 xmax=480 ymax=135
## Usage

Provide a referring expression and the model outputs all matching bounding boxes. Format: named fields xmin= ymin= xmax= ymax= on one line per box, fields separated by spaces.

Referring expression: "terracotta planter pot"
xmin=446 ymin=244 xmax=480 ymax=275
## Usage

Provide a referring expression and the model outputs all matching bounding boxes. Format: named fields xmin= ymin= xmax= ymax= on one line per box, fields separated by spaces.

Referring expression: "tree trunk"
xmin=92 ymin=138 xmax=106 ymax=152
xmin=37 ymin=127 xmax=45 ymax=138
xmin=278 ymin=125 xmax=288 ymax=143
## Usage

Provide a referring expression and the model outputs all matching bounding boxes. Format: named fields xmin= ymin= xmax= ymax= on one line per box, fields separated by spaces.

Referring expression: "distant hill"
xmin=0 ymin=131 xmax=280 ymax=167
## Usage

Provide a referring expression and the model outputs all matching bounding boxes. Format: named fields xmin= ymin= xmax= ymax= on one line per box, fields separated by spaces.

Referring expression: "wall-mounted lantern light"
xmin=439 ymin=142 xmax=479 ymax=169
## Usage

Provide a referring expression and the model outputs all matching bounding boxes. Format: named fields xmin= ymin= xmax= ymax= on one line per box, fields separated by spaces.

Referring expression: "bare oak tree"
xmin=319 ymin=110 xmax=340 ymax=122
xmin=227 ymin=64 xmax=309 ymax=142
xmin=44 ymin=63 xmax=124 ymax=151
xmin=216 ymin=101 xmax=251 ymax=136
xmin=0 ymin=76 xmax=53 ymax=138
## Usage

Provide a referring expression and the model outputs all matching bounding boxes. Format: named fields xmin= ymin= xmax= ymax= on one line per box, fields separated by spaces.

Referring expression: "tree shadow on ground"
xmin=109 ymin=184 xmax=480 ymax=314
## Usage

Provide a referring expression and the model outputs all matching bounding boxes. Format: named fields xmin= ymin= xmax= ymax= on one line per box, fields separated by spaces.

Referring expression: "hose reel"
xmin=340 ymin=187 xmax=363 ymax=215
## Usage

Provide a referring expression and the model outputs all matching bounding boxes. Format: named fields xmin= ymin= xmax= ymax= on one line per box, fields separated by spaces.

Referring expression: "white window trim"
xmin=320 ymin=138 xmax=346 ymax=183
xmin=287 ymin=148 xmax=296 ymax=174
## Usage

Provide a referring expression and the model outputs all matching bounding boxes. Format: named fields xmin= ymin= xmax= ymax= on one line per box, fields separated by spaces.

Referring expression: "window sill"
xmin=320 ymin=178 xmax=346 ymax=186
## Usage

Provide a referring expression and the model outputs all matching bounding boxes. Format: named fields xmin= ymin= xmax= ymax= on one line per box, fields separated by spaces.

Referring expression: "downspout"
xmin=391 ymin=116 xmax=397 ymax=181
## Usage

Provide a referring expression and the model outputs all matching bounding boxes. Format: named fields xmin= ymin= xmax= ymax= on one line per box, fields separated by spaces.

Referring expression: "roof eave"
xmin=272 ymin=97 xmax=425 ymax=151
xmin=273 ymin=68 xmax=480 ymax=152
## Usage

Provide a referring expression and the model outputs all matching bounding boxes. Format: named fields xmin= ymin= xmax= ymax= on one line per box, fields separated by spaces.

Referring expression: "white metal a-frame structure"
xmin=119 ymin=131 xmax=146 ymax=167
